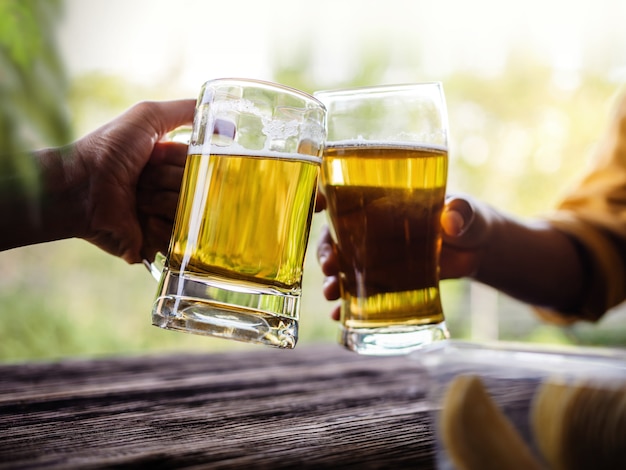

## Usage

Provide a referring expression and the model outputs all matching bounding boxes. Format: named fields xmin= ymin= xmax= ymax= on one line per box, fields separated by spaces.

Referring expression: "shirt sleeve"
xmin=536 ymin=87 xmax=626 ymax=323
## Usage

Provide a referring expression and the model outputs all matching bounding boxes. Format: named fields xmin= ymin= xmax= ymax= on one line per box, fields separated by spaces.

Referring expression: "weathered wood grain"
xmin=0 ymin=344 xmax=436 ymax=469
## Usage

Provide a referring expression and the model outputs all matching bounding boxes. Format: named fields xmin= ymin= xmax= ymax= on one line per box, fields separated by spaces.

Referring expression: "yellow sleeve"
xmin=536 ymin=87 xmax=626 ymax=323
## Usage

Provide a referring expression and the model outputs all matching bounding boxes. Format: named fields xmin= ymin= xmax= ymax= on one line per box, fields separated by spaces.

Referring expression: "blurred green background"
xmin=1 ymin=0 xmax=626 ymax=362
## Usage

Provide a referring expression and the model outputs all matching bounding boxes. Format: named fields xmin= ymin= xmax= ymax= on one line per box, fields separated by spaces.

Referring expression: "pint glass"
xmin=151 ymin=79 xmax=326 ymax=349
xmin=315 ymin=83 xmax=450 ymax=355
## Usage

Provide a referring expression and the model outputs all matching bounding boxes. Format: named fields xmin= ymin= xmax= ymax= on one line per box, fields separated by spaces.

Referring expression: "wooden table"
xmin=0 ymin=344 xmax=438 ymax=469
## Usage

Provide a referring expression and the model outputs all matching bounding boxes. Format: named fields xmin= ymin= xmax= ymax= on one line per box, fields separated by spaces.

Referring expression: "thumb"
xmin=439 ymin=195 xmax=491 ymax=279
xmin=441 ymin=195 xmax=489 ymax=249
xmin=146 ymin=99 xmax=197 ymax=137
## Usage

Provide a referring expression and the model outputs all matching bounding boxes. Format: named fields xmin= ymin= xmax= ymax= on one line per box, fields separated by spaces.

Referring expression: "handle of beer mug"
xmin=144 ymin=252 xmax=167 ymax=281
xmin=143 ymin=120 xmax=237 ymax=282
xmin=142 ymin=126 xmax=192 ymax=282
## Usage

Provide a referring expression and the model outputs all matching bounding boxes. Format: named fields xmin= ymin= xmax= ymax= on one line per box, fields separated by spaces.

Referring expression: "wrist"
xmin=471 ymin=211 xmax=587 ymax=313
xmin=0 ymin=146 xmax=89 ymax=251
xmin=40 ymin=145 xmax=90 ymax=240
xmin=470 ymin=206 xmax=508 ymax=284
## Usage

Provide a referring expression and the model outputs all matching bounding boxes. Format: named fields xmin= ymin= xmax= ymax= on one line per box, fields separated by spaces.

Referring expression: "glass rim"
xmin=314 ymin=81 xmax=444 ymax=99
xmin=202 ymin=77 xmax=326 ymax=110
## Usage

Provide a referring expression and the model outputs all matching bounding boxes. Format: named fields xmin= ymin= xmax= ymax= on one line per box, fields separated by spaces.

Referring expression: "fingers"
xmin=317 ymin=225 xmax=339 ymax=276
xmin=330 ymin=305 xmax=340 ymax=322
xmin=138 ymin=161 xmax=185 ymax=191
xmin=136 ymin=189 xmax=180 ymax=220
xmin=136 ymin=163 xmax=184 ymax=221
xmin=137 ymin=142 xmax=186 ymax=220
xmin=139 ymin=215 xmax=173 ymax=263
xmin=317 ymin=225 xmax=341 ymax=304
xmin=148 ymin=140 xmax=188 ymax=167
xmin=315 ymin=189 xmax=327 ymax=212
xmin=323 ymin=275 xmax=340 ymax=301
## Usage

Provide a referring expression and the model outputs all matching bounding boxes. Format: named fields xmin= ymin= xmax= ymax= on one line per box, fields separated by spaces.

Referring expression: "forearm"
xmin=0 ymin=147 xmax=87 ymax=251
xmin=473 ymin=210 xmax=589 ymax=315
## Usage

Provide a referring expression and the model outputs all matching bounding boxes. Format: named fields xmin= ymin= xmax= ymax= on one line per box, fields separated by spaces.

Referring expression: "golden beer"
xmin=153 ymin=149 xmax=320 ymax=348
xmin=322 ymin=142 xmax=447 ymax=329
xmin=169 ymin=152 xmax=320 ymax=291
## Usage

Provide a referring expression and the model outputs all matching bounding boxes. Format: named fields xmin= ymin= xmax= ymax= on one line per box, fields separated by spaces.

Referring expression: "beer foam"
xmin=190 ymin=97 xmax=324 ymax=164
xmin=188 ymin=143 xmax=322 ymax=164
xmin=326 ymin=139 xmax=448 ymax=152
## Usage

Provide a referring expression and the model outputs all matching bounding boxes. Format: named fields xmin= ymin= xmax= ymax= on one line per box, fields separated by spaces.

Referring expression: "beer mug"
xmin=315 ymin=83 xmax=450 ymax=355
xmin=150 ymin=78 xmax=326 ymax=349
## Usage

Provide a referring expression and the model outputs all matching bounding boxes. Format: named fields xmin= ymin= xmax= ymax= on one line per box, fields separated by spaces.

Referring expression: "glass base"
xmin=151 ymin=268 xmax=299 ymax=349
xmin=339 ymin=321 xmax=450 ymax=356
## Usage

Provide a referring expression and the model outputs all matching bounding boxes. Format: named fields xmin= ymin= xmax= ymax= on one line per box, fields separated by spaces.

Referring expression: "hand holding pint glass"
xmin=150 ymin=79 xmax=326 ymax=349
xmin=315 ymin=83 xmax=450 ymax=355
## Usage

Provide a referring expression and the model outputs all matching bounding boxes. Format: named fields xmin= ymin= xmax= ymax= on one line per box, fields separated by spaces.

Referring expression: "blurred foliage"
xmin=0 ymin=0 xmax=71 ymax=209
xmin=443 ymin=56 xmax=617 ymax=216
xmin=0 ymin=2 xmax=625 ymax=363
xmin=0 ymin=0 xmax=72 ymax=153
